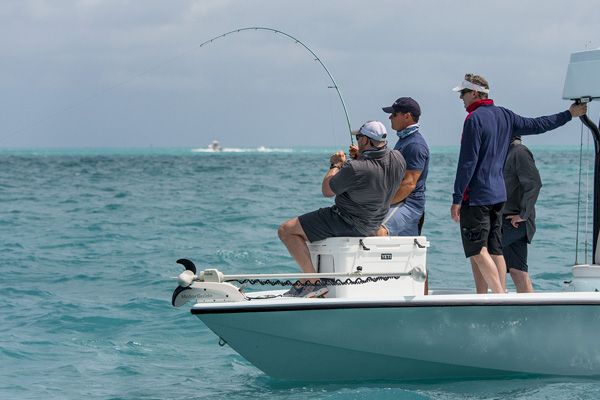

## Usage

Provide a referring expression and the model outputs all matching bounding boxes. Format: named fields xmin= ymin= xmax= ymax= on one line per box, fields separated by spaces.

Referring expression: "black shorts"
xmin=459 ymin=202 xmax=504 ymax=258
xmin=298 ymin=206 xmax=364 ymax=243
xmin=501 ymin=218 xmax=529 ymax=272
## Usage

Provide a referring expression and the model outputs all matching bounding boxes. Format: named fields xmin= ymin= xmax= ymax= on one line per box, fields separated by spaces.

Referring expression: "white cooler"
xmin=307 ymin=236 xmax=429 ymax=298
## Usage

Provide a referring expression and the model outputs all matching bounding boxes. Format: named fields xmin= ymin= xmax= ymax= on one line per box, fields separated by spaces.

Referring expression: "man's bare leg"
xmin=470 ymin=247 xmax=504 ymax=293
xmin=510 ymin=269 xmax=534 ymax=293
xmin=278 ymin=217 xmax=315 ymax=273
xmin=470 ymin=258 xmax=488 ymax=294
xmin=491 ymin=254 xmax=507 ymax=292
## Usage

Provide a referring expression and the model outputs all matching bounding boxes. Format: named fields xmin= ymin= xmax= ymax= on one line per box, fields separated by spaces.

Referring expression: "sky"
xmin=1 ymin=0 xmax=599 ymax=148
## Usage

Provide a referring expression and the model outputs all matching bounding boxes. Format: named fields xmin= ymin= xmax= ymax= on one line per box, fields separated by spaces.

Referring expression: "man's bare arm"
xmin=390 ymin=170 xmax=421 ymax=204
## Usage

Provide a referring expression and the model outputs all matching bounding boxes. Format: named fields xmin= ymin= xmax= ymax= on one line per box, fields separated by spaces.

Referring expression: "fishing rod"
xmin=198 ymin=27 xmax=354 ymax=145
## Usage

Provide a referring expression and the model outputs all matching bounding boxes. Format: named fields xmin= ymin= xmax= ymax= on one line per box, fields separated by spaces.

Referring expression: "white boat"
xmin=208 ymin=140 xmax=222 ymax=152
xmin=171 ymin=49 xmax=600 ymax=381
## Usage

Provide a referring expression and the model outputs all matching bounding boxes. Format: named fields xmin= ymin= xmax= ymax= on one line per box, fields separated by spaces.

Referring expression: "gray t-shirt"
xmin=329 ymin=147 xmax=406 ymax=235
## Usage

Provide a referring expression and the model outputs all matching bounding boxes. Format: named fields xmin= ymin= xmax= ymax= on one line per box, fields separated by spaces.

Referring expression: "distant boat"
xmin=208 ymin=140 xmax=222 ymax=152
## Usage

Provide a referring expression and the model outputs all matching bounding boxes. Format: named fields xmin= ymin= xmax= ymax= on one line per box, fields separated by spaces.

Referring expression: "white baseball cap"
xmin=452 ymin=80 xmax=490 ymax=94
xmin=351 ymin=120 xmax=388 ymax=141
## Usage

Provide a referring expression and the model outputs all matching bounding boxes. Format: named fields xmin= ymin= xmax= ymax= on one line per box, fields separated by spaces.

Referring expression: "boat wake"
xmin=191 ymin=146 xmax=293 ymax=153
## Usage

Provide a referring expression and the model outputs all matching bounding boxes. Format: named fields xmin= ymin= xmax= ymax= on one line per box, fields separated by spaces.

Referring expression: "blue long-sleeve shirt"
xmin=452 ymin=101 xmax=571 ymax=205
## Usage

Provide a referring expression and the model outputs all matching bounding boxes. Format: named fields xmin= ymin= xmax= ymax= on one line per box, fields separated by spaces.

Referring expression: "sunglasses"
xmin=391 ymin=111 xmax=411 ymax=118
xmin=459 ymin=89 xmax=473 ymax=97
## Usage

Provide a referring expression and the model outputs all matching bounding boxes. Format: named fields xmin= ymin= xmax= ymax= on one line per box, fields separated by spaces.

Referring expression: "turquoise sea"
xmin=1 ymin=146 xmax=599 ymax=399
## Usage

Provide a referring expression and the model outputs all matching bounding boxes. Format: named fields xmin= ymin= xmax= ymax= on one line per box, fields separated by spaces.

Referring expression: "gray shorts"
xmin=298 ymin=206 xmax=364 ymax=242
xmin=501 ymin=219 xmax=529 ymax=272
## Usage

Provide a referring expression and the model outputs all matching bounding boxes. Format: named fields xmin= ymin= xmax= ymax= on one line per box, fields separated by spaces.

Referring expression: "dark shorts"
xmin=298 ymin=206 xmax=364 ymax=243
xmin=501 ymin=218 xmax=529 ymax=272
xmin=459 ymin=202 xmax=504 ymax=258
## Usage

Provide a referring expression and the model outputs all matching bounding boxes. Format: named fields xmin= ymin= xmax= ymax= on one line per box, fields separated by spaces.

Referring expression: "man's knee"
xmin=510 ymin=268 xmax=528 ymax=281
xmin=278 ymin=217 xmax=306 ymax=242
xmin=470 ymin=246 xmax=489 ymax=261
xmin=278 ymin=218 xmax=296 ymax=240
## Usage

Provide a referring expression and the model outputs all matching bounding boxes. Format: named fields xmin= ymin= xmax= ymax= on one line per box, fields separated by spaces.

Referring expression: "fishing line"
xmin=327 ymin=84 xmax=337 ymax=144
xmin=1 ymin=26 xmax=354 ymax=146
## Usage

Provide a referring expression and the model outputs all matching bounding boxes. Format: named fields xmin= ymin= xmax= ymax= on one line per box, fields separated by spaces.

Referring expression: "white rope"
xmin=220 ymin=270 xmax=422 ymax=281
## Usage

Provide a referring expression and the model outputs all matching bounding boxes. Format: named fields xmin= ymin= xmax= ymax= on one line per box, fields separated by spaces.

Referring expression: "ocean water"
xmin=1 ymin=146 xmax=599 ymax=399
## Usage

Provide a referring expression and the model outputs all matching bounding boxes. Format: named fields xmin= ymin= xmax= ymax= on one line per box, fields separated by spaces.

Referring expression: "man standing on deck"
xmin=377 ymin=97 xmax=429 ymax=237
xmin=502 ymin=136 xmax=541 ymax=293
xmin=278 ymin=121 xmax=406 ymax=297
xmin=450 ymin=73 xmax=587 ymax=294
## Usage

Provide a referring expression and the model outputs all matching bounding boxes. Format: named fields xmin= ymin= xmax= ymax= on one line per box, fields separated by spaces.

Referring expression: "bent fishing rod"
xmin=197 ymin=27 xmax=354 ymax=145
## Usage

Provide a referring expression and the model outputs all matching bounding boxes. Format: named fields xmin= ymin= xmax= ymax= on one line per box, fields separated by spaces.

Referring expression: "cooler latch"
xmin=414 ymin=238 xmax=426 ymax=248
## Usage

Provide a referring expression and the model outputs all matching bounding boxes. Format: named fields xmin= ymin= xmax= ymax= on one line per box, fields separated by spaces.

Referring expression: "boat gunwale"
xmin=190 ymin=292 xmax=600 ymax=314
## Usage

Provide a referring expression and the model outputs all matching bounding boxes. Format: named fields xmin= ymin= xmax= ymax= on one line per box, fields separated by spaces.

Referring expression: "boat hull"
xmin=193 ymin=293 xmax=600 ymax=381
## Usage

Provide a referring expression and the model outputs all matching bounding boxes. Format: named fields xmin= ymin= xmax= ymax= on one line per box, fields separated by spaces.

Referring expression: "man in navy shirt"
xmin=377 ymin=97 xmax=430 ymax=236
xmin=451 ymin=73 xmax=587 ymax=294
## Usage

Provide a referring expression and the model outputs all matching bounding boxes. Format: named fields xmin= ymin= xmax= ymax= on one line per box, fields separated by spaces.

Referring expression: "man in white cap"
xmin=450 ymin=73 xmax=588 ymax=294
xmin=278 ymin=121 xmax=406 ymax=297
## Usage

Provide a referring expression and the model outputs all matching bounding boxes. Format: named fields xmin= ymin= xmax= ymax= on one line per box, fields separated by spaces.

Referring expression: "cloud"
xmin=1 ymin=0 xmax=598 ymax=147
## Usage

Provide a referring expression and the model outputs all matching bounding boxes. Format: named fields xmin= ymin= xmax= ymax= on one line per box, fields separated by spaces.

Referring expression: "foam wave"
xmin=191 ymin=146 xmax=293 ymax=153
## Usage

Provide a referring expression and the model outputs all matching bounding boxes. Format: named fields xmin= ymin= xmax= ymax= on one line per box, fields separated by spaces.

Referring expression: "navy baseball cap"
xmin=382 ymin=97 xmax=421 ymax=118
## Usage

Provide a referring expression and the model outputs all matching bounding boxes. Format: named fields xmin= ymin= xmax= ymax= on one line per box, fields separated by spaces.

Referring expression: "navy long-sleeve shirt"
xmin=452 ymin=101 xmax=571 ymax=206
